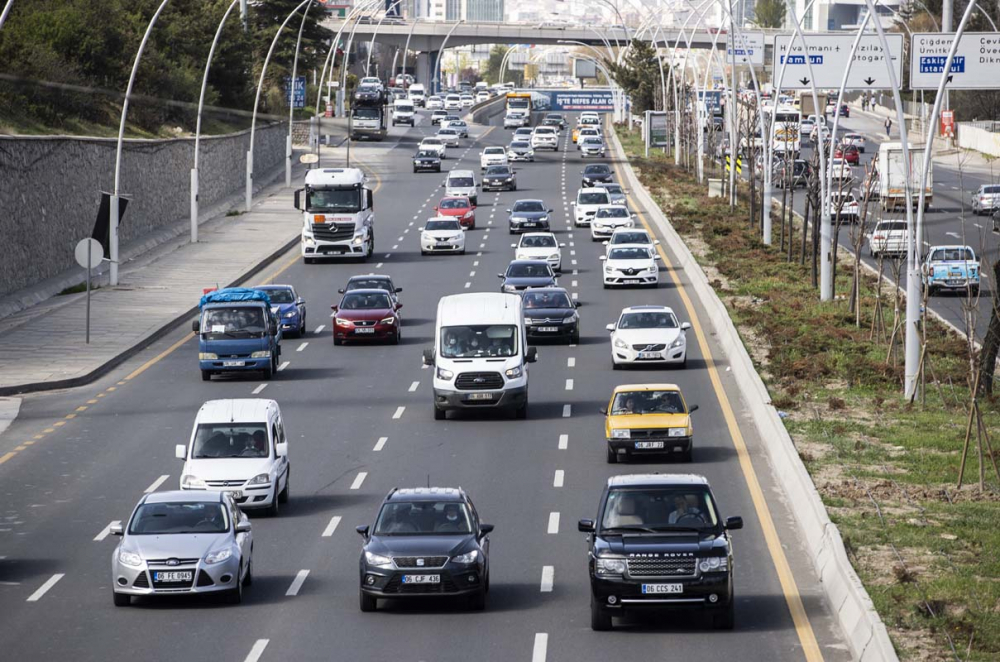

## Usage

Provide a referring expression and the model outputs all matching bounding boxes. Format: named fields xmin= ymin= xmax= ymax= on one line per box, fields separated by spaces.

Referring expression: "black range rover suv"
xmin=579 ymin=474 xmax=742 ymax=630
xmin=356 ymin=487 xmax=493 ymax=611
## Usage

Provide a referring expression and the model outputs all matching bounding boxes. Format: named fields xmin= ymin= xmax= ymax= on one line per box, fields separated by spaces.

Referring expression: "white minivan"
xmin=424 ymin=293 xmax=537 ymax=420
xmin=175 ymin=399 xmax=290 ymax=516
xmin=392 ymin=99 xmax=415 ymax=126
xmin=408 ymin=83 xmax=426 ymax=107
xmin=444 ymin=169 xmax=479 ymax=205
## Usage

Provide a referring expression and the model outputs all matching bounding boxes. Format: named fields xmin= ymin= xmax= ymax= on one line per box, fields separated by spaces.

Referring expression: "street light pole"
xmin=0 ymin=0 xmax=15 ymax=32
xmin=110 ymin=0 xmax=171 ymax=287
xmin=434 ymin=20 xmax=465 ymax=95
xmin=366 ymin=0 xmax=405 ymax=77
xmin=400 ymin=17 xmax=420 ymax=78
xmin=286 ymin=0 xmax=314 ymax=189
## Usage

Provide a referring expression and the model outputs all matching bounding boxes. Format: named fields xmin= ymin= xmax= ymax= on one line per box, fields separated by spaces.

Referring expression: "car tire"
xmin=469 ymin=588 xmax=487 ymax=611
xmin=681 ymin=447 xmax=693 ymax=463
xmin=201 ymin=370 xmax=211 ymax=382
xmin=434 ymin=406 xmax=446 ymax=421
xmin=263 ymin=361 xmax=274 ymax=381
xmin=360 ymin=589 xmax=378 ymax=612
xmin=279 ymin=468 xmax=290 ymax=504
xmin=713 ymin=598 xmax=735 ymax=630
xmin=299 ymin=317 xmax=306 ymax=338
xmin=304 ymin=257 xmax=315 ymax=264
xmin=227 ymin=571 xmax=244 ymax=604
xmin=591 ymin=596 xmax=613 ymax=631
xmin=113 ymin=591 xmax=130 ymax=607
xmin=571 ymin=328 xmax=580 ymax=344
xmin=606 ymin=445 xmax=617 ymax=464
xmin=266 ymin=487 xmax=279 ymax=517
xmin=603 ymin=283 xmax=610 ymax=289
xmin=243 ymin=552 xmax=254 ymax=586
xmin=334 ymin=336 xmax=342 ymax=346
xmin=612 ymin=359 xmax=622 ymax=370
xmin=514 ymin=402 xmax=528 ymax=420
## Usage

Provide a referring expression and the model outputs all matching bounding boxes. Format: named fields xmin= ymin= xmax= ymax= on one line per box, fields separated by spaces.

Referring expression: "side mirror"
xmin=293 ymin=189 xmax=302 ymax=211
xmin=479 ymin=523 xmax=494 ymax=536
xmin=598 ymin=407 xmax=608 ymax=415
xmin=598 ymin=255 xmax=607 ymax=261
xmin=394 ymin=302 xmax=402 ymax=310
xmin=110 ymin=523 xmax=124 ymax=537
xmin=356 ymin=525 xmax=370 ymax=539
xmin=296 ymin=298 xmax=305 ymax=305
xmin=605 ymin=323 xmax=615 ymax=332
xmin=725 ymin=516 xmax=744 ymax=531
xmin=331 ymin=305 xmax=339 ymax=312
xmin=337 ymin=288 xmax=345 ymax=294
xmin=366 ymin=189 xmax=374 ymax=210
xmin=681 ymin=322 xmax=692 ymax=331
xmin=578 ymin=518 xmax=595 ymax=533
xmin=602 ymin=241 xmax=609 ymax=246
xmin=422 ymin=348 xmax=435 ymax=366
xmin=418 ymin=227 xmax=424 ymax=232
xmin=191 ymin=320 xmax=200 ymax=334
xmin=689 ymin=404 xmax=700 ymax=414
xmin=497 ymin=273 xmax=504 ymax=279
xmin=175 ymin=444 xmax=186 ymax=460
xmin=395 ymin=288 xmax=403 ymax=293
xmin=236 ymin=520 xmax=253 ymax=533
xmin=654 ymin=254 xmax=662 ymax=260
xmin=570 ymin=201 xmax=576 ymax=206
xmin=275 ymin=442 xmax=289 ymax=458
xmin=653 ymin=240 xmax=661 ymax=245
xmin=525 ymin=346 xmax=538 ymax=363
xmin=506 ymin=209 xmax=512 ymax=213
xmin=548 ymin=209 xmax=554 ymax=213
xmin=510 ymin=243 xmax=517 ymax=248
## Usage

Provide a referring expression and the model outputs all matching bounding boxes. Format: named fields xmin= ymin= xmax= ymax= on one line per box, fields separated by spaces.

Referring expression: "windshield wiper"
xmin=600 ymin=525 xmax=657 ymax=533
xmin=647 ymin=526 xmax=706 ymax=533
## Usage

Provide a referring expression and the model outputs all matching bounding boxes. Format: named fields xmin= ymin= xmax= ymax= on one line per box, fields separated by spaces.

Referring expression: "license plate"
xmin=467 ymin=392 xmax=494 ymax=401
xmin=642 ymin=583 xmax=682 ymax=594
xmin=354 ymin=328 xmax=375 ymax=334
xmin=635 ymin=441 xmax=665 ymax=449
xmin=637 ymin=351 xmax=660 ymax=359
xmin=538 ymin=327 xmax=559 ymax=333
xmin=623 ymin=279 xmax=641 ymax=284
xmin=223 ymin=360 xmax=245 ymax=367
xmin=154 ymin=571 xmax=192 ymax=582
xmin=402 ymin=574 xmax=440 ymax=584
xmin=524 ymin=222 xmax=537 ymax=227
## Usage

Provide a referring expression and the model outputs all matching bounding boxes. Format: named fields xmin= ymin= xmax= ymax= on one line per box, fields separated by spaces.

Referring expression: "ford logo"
xmin=473 ymin=377 xmax=485 ymax=383
xmin=166 ymin=558 xmax=180 ymax=566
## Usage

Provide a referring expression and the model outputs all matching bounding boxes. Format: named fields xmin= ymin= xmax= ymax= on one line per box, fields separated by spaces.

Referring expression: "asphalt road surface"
xmin=0 ymin=107 xmax=853 ymax=662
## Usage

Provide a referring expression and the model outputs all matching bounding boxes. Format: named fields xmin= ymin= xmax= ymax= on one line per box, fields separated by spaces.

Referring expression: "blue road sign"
xmin=285 ymin=76 xmax=307 ymax=109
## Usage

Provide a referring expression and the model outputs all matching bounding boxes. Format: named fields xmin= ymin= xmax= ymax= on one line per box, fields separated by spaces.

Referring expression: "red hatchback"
xmin=834 ymin=143 xmax=860 ymax=164
xmin=435 ymin=196 xmax=476 ymax=229
xmin=331 ymin=289 xmax=401 ymax=345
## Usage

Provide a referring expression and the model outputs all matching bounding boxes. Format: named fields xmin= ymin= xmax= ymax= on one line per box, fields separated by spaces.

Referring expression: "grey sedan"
xmin=111 ymin=490 xmax=253 ymax=606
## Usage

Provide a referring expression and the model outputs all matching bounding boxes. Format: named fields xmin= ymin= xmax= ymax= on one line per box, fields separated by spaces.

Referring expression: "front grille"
xmin=527 ymin=318 xmax=564 ymax=325
xmin=627 ymin=557 xmax=697 ymax=577
xmin=147 ymin=558 xmax=200 ymax=566
xmin=133 ymin=572 xmax=150 ymax=588
xmin=383 ymin=574 xmax=459 ymax=594
xmin=632 ymin=343 xmax=666 ymax=351
xmin=312 ymin=222 xmax=354 ymax=242
xmin=354 ymin=320 xmax=376 ymax=327
xmin=628 ymin=429 xmax=674 ymax=440
xmin=196 ymin=570 xmax=215 ymax=587
xmin=455 ymin=372 xmax=504 ymax=390
xmin=393 ymin=556 xmax=448 ymax=568
xmin=206 ymin=480 xmax=244 ymax=488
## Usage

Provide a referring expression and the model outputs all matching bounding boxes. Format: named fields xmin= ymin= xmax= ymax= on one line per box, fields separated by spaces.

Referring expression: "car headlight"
xmin=205 ymin=548 xmax=233 ymax=565
xmin=564 ymin=312 xmax=578 ymax=323
xmin=670 ymin=336 xmax=685 ymax=348
xmin=539 ymin=215 xmax=548 ymax=222
xmin=613 ymin=337 xmax=629 ymax=349
xmin=596 ymin=557 xmax=626 ymax=575
xmin=505 ymin=365 xmax=523 ymax=379
xmin=611 ymin=428 xmax=630 ymax=439
xmin=604 ymin=265 xmax=613 ymax=273
xmin=365 ymin=551 xmax=393 ymax=567
xmin=335 ymin=318 xmax=353 ymax=326
xmin=548 ymin=253 xmax=560 ymax=261
xmin=181 ymin=474 xmax=208 ymax=489
xmin=669 ymin=427 xmax=688 ymax=437
xmin=352 ymin=235 xmax=365 ymax=245
xmin=645 ymin=265 xmax=657 ymax=274
xmin=464 ymin=211 xmax=473 ymax=218
xmin=250 ymin=350 xmax=271 ymax=359
xmin=380 ymin=316 xmax=396 ymax=325
xmin=283 ymin=311 xmax=296 ymax=319
xmin=452 ymin=549 xmax=479 ymax=564
xmin=503 ymin=284 xmax=518 ymax=292
xmin=436 ymin=367 xmax=454 ymax=380
xmin=198 ymin=353 xmax=218 ymax=360
xmin=118 ymin=549 xmax=143 ymax=567
xmin=304 ymin=238 xmax=316 ymax=246
xmin=247 ymin=473 xmax=270 ymax=485
xmin=699 ymin=556 xmax=727 ymax=572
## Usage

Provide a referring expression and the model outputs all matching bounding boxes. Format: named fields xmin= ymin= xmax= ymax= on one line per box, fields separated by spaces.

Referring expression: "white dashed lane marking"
xmin=567 ymin=357 xmax=575 ymax=367
xmin=286 ymin=570 xmax=310 ymax=596
xmin=373 ymin=436 xmax=388 ymax=452
xmin=562 ymin=404 xmax=571 ymax=418
xmin=278 ymin=361 xmax=289 ymax=372
xmin=322 ymin=516 xmax=342 ymax=537
xmin=558 ymin=434 xmax=568 ymax=450
xmin=350 ymin=472 xmax=368 ymax=490
xmin=94 ymin=521 xmax=121 ymax=542
xmin=252 ymin=384 xmax=267 ymax=395
xmin=393 ymin=406 xmax=406 ymax=419
xmin=409 ymin=381 xmax=420 ymax=392
xmin=547 ymin=512 xmax=560 ymax=534
xmin=565 ymin=379 xmax=574 ymax=391
xmin=314 ymin=325 xmax=325 ymax=334
xmin=243 ymin=640 xmax=269 ymax=662
xmin=26 ymin=574 xmax=64 ymax=602
xmin=553 ymin=470 xmax=564 ymax=487
xmin=540 ymin=566 xmax=554 ymax=592
xmin=144 ymin=475 xmax=170 ymax=493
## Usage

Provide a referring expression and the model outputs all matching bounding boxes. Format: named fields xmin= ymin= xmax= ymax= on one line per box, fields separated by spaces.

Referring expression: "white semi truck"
xmin=294 ymin=168 xmax=375 ymax=263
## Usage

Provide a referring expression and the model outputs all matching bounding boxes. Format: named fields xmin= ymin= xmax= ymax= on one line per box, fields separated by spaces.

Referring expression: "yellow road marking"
xmin=65 ymin=414 xmax=76 ymax=420
xmin=87 ymin=399 xmax=97 ymax=404
xmin=0 ymin=452 xmax=15 ymax=465
xmin=43 ymin=428 xmax=54 ymax=433
xmin=53 ymin=421 xmax=65 ymax=427
xmin=23 ymin=440 xmax=34 ymax=446
xmin=76 ymin=406 xmax=87 ymax=412
xmin=612 ymin=154 xmax=824 ymax=661
xmin=106 ymin=386 xmax=116 ymax=392
xmin=33 ymin=434 xmax=44 ymax=440
xmin=124 ymin=333 xmax=192 ymax=382
xmin=14 ymin=445 xmax=26 ymax=451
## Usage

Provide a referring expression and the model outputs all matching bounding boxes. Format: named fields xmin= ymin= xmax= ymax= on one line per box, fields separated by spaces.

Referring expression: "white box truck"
xmin=878 ymin=142 xmax=933 ymax=211
xmin=294 ymin=168 xmax=375 ymax=263
xmin=423 ymin=293 xmax=537 ymax=420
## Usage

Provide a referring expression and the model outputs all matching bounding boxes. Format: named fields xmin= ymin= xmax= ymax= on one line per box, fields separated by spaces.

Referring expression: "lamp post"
xmin=339 ymin=0 xmax=382 ymax=113
xmin=286 ymin=0 xmax=314 ymax=188
xmin=0 ymin=0 xmax=14 ymax=31
xmin=109 ymin=0 xmax=171 ymax=286
xmin=433 ymin=20 xmax=465 ymax=95
xmin=400 ymin=16 xmax=421 ymax=79
xmin=366 ymin=0 xmax=405 ymax=77
xmin=192 ymin=0 xmax=240 ymax=244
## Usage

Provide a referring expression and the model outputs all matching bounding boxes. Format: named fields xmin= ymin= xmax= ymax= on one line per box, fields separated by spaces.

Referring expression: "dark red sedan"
xmin=331 ymin=289 xmax=401 ymax=345
xmin=834 ymin=143 xmax=861 ymax=164
xmin=434 ymin=196 xmax=476 ymax=229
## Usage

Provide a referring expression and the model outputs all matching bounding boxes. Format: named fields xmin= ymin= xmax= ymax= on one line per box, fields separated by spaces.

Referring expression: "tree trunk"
xmin=977 ymin=258 xmax=1000 ymax=396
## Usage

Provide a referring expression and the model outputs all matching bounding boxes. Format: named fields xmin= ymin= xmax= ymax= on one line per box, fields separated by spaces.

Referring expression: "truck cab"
xmin=193 ymin=288 xmax=282 ymax=381
xmin=295 ymin=168 xmax=375 ymax=263
xmin=351 ymin=87 xmax=387 ymax=141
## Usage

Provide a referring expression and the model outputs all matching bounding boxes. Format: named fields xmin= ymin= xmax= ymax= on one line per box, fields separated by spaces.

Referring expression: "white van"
xmin=175 ymin=399 xmax=290 ymax=516
xmin=444 ymin=169 xmax=479 ymax=206
xmin=424 ymin=293 xmax=537 ymax=420
xmin=408 ymin=83 xmax=426 ymax=107
xmin=572 ymin=187 xmax=611 ymax=226
xmin=392 ymin=99 xmax=415 ymax=126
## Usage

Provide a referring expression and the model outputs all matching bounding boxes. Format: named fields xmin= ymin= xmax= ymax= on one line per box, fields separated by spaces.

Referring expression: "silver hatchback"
xmin=111 ymin=490 xmax=253 ymax=606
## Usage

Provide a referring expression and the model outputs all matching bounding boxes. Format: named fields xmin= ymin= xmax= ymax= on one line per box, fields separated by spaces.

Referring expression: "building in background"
xmin=789 ymin=0 xmax=900 ymax=30
xmin=467 ymin=0 xmax=504 ymax=22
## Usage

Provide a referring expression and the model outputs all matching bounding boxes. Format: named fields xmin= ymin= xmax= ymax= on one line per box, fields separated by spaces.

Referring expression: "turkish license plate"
xmin=154 ymin=571 xmax=192 ymax=583
xmin=637 ymin=351 xmax=659 ymax=359
xmin=402 ymin=574 xmax=440 ymax=584
xmin=635 ymin=441 xmax=665 ymax=449
xmin=320 ymin=246 xmax=346 ymax=254
xmin=523 ymin=222 xmax=537 ymax=227
xmin=354 ymin=328 xmax=375 ymax=334
xmin=623 ymin=279 xmax=641 ymax=285
xmin=223 ymin=360 xmax=245 ymax=367
xmin=468 ymin=392 xmax=494 ymax=401
xmin=642 ymin=583 xmax=682 ymax=594
xmin=538 ymin=326 xmax=559 ymax=333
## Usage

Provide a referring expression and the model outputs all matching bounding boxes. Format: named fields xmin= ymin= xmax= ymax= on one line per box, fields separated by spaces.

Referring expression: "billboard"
xmin=285 ymin=76 xmax=306 ymax=109
xmin=574 ymin=59 xmax=598 ymax=79
xmin=546 ymin=90 xmax=614 ymax=112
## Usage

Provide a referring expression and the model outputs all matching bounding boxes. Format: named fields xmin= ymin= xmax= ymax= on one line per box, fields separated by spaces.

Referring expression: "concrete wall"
xmin=0 ymin=123 xmax=286 ymax=298
xmin=957 ymin=123 xmax=1000 ymax=158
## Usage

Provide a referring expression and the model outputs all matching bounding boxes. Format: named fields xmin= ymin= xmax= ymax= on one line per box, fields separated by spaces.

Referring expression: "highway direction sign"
xmin=727 ymin=31 xmax=765 ymax=66
xmin=772 ymin=33 xmax=904 ymax=90
xmin=909 ymin=32 xmax=1000 ymax=89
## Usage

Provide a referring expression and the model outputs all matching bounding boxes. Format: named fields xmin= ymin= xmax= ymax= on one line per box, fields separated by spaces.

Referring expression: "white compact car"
xmin=443 ymin=119 xmax=469 ymax=138
xmin=481 ymin=146 xmax=509 ymax=170
xmin=460 ymin=94 xmax=475 ymax=108
xmin=419 ymin=137 xmax=447 ymax=158
xmin=513 ymin=127 xmax=534 ymax=141
xmin=504 ymin=112 xmax=526 ymax=129
xmin=512 ymin=232 xmax=564 ymax=271
xmin=607 ymin=305 xmax=691 ymax=368
xmin=842 ymin=133 xmax=866 ymax=153
xmin=572 ymin=187 xmax=611 ymax=226
xmin=868 ymin=220 xmax=908 ymax=258
xmin=531 ymin=126 xmax=559 ymax=151
xmin=590 ymin=205 xmax=635 ymax=241
xmin=420 ymin=217 xmax=466 ymax=255
xmin=430 ymin=109 xmax=449 ymax=125
xmin=427 ymin=95 xmax=444 ymax=109
xmin=175 ymin=399 xmax=290 ymax=515
xmin=436 ymin=127 xmax=462 ymax=146
xmin=445 ymin=94 xmax=463 ymax=110
xmin=476 ymin=90 xmax=490 ymax=103
xmin=600 ymin=244 xmax=660 ymax=288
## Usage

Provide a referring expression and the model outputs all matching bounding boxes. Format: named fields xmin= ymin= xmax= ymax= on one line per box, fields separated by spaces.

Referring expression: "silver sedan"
xmin=111 ymin=490 xmax=253 ymax=606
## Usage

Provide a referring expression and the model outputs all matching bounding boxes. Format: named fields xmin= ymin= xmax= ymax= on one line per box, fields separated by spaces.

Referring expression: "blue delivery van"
xmin=192 ymin=288 xmax=282 ymax=381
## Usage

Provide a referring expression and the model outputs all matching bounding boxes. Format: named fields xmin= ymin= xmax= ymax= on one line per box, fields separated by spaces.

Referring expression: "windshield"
xmin=510 ymin=141 xmax=530 ymax=149
xmin=448 ymin=177 xmax=474 ymax=187
xmin=259 ymin=289 xmax=293 ymax=304
xmin=611 ymin=232 xmax=649 ymax=244
xmin=422 ymin=138 xmax=442 ymax=145
xmin=585 ymin=165 xmax=610 ymax=174
xmin=201 ymin=307 xmax=266 ymax=339
xmin=129 ymin=502 xmax=229 ymax=535
xmin=340 ymin=292 xmax=393 ymax=310
xmin=484 ymin=147 xmax=504 ymax=154
xmin=507 ymin=262 xmax=553 ymax=278
xmin=611 ymin=390 xmax=684 ymax=415
xmin=306 ymin=187 xmax=362 ymax=213
xmin=597 ymin=207 xmax=628 ymax=218
xmin=579 ymin=192 xmax=609 ymax=205
xmin=486 ymin=167 xmax=511 ymax=176
xmin=608 ymin=247 xmax=650 ymax=260
xmin=192 ymin=423 xmax=269 ymax=459
xmin=523 ymin=291 xmax=571 ymax=308
xmin=396 ymin=105 xmax=413 ymax=112
xmin=354 ymin=107 xmax=380 ymax=119
xmin=520 ymin=234 xmax=556 ymax=248
xmin=583 ymin=137 xmax=603 ymax=144
xmin=347 ymin=278 xmax=392 ymax=292
xmin=425 ymin=220 xmax=461 ymax=231
xmin=600 ymin=488 xmax=718 ymax=532
xmin=535 ymin=128 xmax=555 ymax=134
xmin=375 ymin=501 xmax=473 ymax=535
xmin=416 ymin=151 xmax=438 ymax=159
xmin=878 ymin=222 xmax=907 ymax=232
xmin=513 ymin=201 xmax=545 ymax=212
xmin=439 ymin=198 xmax=469 ymax=209
xmin=440 ymin=324 xmax=518 ymax=358
xmin=619 ymin=310 xmax=678 ymax=329
xmin=439 ymin=129 xmax=457 ymax=136
xmin=931 ymin=248 xmax=974 ymax=261
xmin=603 ymin=185 xmax=623 ymax=194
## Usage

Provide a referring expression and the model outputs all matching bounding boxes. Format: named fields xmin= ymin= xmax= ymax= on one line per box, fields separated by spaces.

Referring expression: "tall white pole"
xmin=110 ymin=0 xmax=171 ymax=287
xmin=434 ymin=20 xmax=464 ymax=95
xmin=286 ymin=0 xmax=314 ymax=188
xmin=366 ymin=0 xmax=405 ymax=77
xmin=0 ymin=0 xmax=14 ymax=31
xmin=192 ymin=0 xmax=239 ymax=244
xmin=247 ymin=0 xmax=312 ymax=212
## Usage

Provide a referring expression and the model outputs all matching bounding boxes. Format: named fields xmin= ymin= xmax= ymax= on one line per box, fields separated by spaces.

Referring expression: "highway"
xmin=0 ymin=105 xmax=851 ymax=661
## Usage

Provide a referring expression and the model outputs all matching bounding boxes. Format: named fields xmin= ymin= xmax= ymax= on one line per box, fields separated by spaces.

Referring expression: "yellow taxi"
xmin=572 ymin=125 xmax=582 ymax=143
xmin=602 ymin=384 xmax=698 ymax=463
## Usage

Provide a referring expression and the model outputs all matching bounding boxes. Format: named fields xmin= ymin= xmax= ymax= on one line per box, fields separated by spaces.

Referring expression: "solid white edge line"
xmin=553 ymin=470 xmax=564 ymax=487
xmin=558 ymin=434 xmax=568 ymax=450
xmin=26 ymin=574 xmax=64 ymax=602
xmin=350 ymin=472 xmax=368 ymax=490
xmin=94 ymin=521 xmax=121 ymax=542
xmin=540 ymin=566 xmax=554 ymax=592
xmin=322 ymin=516 xmax=342 ymax=537
xmin=373 ymin=436 xmax=388 ymax=452
xmin=547 ymin=512 xmax=560 ymax=534
xmin=244 ymin=639 xmax=270 ymax=662
xmin=532 ymin=633 xmax=549 ymax=662
xmin=286 ymin=569 xmax=310 ymax=596
xmin=144 ymin=475 xmax=170 ymax=493
xmin=392 ymin=406 xmax=406 ymax=419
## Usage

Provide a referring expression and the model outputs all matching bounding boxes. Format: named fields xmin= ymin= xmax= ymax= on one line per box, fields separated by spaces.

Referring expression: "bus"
xmin=768 ymin=105 xmax=801 ymax=156
xmin=506 ymin=92 xmax=532 ymax=113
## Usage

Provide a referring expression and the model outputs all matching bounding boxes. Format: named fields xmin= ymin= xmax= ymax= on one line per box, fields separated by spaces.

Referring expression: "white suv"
xmin=531 ymin=126 xmax=559 ymax=151
xmin=481 ymin=146 xmax=509 ymax=170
